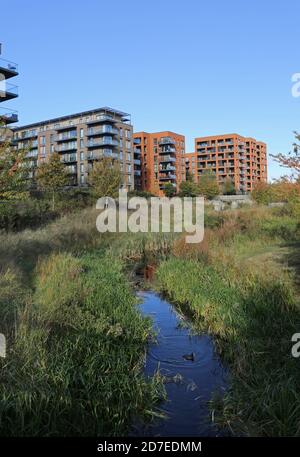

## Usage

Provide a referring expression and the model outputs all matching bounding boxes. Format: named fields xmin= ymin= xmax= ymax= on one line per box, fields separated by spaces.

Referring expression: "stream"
xmin=133 ymin=290 xmax=227 ymax=437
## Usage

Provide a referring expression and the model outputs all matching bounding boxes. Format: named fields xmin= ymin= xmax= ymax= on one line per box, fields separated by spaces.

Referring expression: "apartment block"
xmin=133 ymin=131 xmax=186 ymax=196
xmin=190 ymin=134 xmax=267 ymax=193
xmin=13 ymin=107 xmax=135 ymax=189
xmin=0 ymin=44 xmax=18 ymax=140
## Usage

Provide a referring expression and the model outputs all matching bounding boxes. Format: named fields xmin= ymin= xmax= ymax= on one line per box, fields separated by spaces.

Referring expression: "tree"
xmin=164 ymin=182 xmax=177 ymax=198
xmin=88 ymin=156 xmax=122 ymax=199
xmin=271 ymin=131 xmax=300 ymax=178
xmin=197 ymin=170 xmax=219 ymax=199
xmin=36 ymin=153 xmax=69 ymax=210
xmin=0 ymin=136 xmax=29 ymax=200
xmin=179 ymin=179 xmax=199 ymax=197
xmin=223 ymin=177 xmax=236 ymax=195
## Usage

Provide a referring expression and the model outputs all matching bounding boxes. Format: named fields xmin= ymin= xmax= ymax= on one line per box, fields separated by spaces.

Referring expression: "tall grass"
xmin=0 ymin=253 xmax=163 ymax=436
xmin=155 ymin=251 xmax=300 ymax=436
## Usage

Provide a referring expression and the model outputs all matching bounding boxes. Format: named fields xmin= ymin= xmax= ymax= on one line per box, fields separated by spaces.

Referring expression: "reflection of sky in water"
xmin=132 ymin=292 xmax=228 ymax=437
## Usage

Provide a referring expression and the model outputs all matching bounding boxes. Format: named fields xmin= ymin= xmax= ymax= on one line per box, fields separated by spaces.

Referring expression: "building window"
xmin=40 ymin=136 xmax=45 ymax=145
xmin=125 ymin=129 xmax=131 ymax=139
xmin=80 ymin=151 xmax=84 ymax=161
xmin=80 ymin=139 xmax=84 ymax=148
xmin=80 ymin=175 xmax=85 ymax=184
xmin=80 ymin=129 xmax=84 ymax=138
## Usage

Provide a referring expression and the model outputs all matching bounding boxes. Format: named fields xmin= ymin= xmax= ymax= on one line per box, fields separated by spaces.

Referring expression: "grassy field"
xmin=0 ymin=202 xmax=299 ymax=436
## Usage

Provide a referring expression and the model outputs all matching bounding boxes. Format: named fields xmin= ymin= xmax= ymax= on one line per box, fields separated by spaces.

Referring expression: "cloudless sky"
xmin=1 ymin=0 xmax=300 ymax=179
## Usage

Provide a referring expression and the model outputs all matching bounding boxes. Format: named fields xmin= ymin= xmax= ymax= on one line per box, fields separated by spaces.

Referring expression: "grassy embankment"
xmin=155 ymin=205 xmax=300 ymax=436
xmin=0 ymin=207 xmax=173 ymax=436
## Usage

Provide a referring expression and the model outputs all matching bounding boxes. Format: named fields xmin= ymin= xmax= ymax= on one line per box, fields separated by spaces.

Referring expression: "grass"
xmin=0 ymin=202 xmax=299 ymax=436
xmin=155 ymin=206 xmax=300 ymax=436
xmin=0 ymin=252 xmax=163 ymax=436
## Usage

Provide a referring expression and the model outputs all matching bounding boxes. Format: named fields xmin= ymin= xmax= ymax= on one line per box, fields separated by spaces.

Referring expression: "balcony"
xmin=87 ymin=126 xmax=118 ymax=136
xmin=159 ymin=137 xmax=176 ymax=146
xmin=20 ymin=130 xmax=38 ymax=139
xmin=160 ymin=165 xmax=176 ymax=172
xmin=62 ymin=155 xmax=77 ymax=163
xmin=0 ymin=83 xmax=18 ymax=102
xmin=87 ymin=115 xmax=118 ymax=125
xmin=0 ymin=58 xmax=18 ymax=79
xmin=87 ymin=138 xmax=119 ymax=148
xmin=25 ymin=150 xmax=38 ymax=159
xmin=160 ymin=156 xmax=176 ymax=163
xmin=160 ymin=174 xmax=176 ymax=180
xmin=160 ymin=146 xmax=176 ymax=154
xmin=56 ymin=131 xmax=77 ymax=142
xmin=55 ymin=143 xmax=77 ymax=152
xmin=0 ymin=107 xmax=18 ymax=124
xmin=56 ymin=124 xmax=77 ymax=131
xmin=65 ymin=166 xmax=77 ymax=175
xmin=87 ymin=149 xmax=119 ymax=160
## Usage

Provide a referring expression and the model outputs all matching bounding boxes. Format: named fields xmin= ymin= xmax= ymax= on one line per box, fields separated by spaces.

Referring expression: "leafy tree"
xmin=164 ymin=182 xmax=177 ymax=198
xmin=0 ymin=135 xmax=29 ymax=200
xmin=36 ymin=153 xmax=69 ymax=210
xmin=197 ymin=170 xmax=219 ymax=199
xmin=223 ymin=177 xmax=236 ymax=195
xmin=88 ymin=156 xmax=122 ymax=199
xmin=179 ymin=179 xmax=199 ymax=197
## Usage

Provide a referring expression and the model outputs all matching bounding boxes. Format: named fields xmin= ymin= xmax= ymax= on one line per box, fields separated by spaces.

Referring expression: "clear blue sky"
xmin=1 ymin=0 xmax=300 ymax=180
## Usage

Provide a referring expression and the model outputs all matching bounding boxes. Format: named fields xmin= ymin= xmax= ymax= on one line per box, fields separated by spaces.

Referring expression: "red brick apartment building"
xmin=186 ymin=134 xmax=267 ymax=193
xmin=133 ymin=131 xmax=186 ymax=196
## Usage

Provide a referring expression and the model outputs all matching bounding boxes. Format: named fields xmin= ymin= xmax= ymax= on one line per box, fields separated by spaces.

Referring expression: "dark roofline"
xmin=13 ymin=106 xmax=131 ymax=131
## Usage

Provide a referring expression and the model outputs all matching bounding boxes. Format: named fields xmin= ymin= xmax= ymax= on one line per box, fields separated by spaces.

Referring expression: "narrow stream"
xmin=134 ymin=290 xmax=227 ymax=437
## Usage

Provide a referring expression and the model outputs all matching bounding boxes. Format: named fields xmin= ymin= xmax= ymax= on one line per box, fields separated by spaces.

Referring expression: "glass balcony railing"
xmin=0 ymin=82 xmax=18 ymax=101
xmin=55 ymin=131 xmax=77 ymax=141
xmin=55 ymin=143 xmax=77 ymax=152
xmin=159 ymin=137 xmax=176 ymax=146
xmin=0 ymin=107 xmax=18 ymax=124
xmin=160 ymin=156 xmax=176 ymax=163
xmin=87 ymin=126 xmax=118 ymax=136
xmin=0 ymin=58 xmax=18 ymax=78
xmin=87 ymin=138 xmax=119 ymax=148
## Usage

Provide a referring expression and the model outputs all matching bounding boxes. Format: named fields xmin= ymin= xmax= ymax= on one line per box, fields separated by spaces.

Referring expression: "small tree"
xmin=197 ymin=170 xmax=219 ymax=199
xmin=223 ymin=177 xmax=236 ymax=195
xmin=36 ymin=153 xmax=69 ymax=210
xmin=0 ymin=137 xmax=29 ymax=200
xmin=164 ymin=182 xmax=177 ymax=198
xmin=179 ymin=179 xmax=199 ymax=197
xmin=88 ymin=156 xmax=122 ymax=199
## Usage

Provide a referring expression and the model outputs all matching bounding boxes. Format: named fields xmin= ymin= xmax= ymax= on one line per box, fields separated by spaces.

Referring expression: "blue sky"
xmin=1 ymin=0 xmax=300 ymax=180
